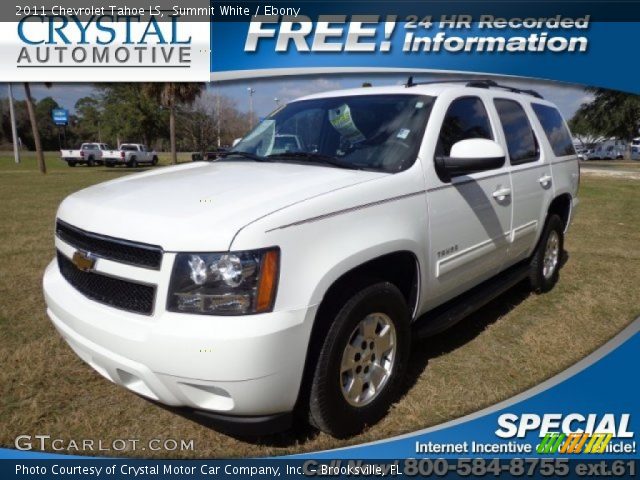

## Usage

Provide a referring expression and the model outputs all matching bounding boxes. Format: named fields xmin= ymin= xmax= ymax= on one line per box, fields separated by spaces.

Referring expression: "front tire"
xmin=529 ymin=214 xmax=564 ymax=293
xmin=309 ymin=282 xmax=410 ymax=438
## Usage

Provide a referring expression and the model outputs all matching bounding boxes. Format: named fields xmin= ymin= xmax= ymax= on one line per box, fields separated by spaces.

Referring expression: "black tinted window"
xmin=437 ymin=97 xmax=493 ymax=156
xmin=494 ymin=99 xmax=539 ymax=165
xmin=532 ymin=104 xmax=575 ymax=157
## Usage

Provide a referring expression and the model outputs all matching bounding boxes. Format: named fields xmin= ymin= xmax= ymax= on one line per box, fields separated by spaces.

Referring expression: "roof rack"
xmin=404 ymin=76 xmax=543 ymax=99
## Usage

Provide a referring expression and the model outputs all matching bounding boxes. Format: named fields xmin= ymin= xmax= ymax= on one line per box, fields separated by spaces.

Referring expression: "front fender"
xmin=229 ymin=172 xmax=429 ymax=314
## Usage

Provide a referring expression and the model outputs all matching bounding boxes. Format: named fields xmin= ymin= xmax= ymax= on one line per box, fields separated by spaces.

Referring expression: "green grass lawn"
xmin=0 ymin=152 xmax=638 ymax=457
xmin=582 ymin=159 xmax=640 ymax=170
xmin=0 ymin=150 xmax=193 ymax=172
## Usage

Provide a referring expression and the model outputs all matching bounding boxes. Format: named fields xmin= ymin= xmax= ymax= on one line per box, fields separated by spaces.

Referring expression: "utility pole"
xmin=8 ymin=84 xmax=20 ymax=164
xmin=216 ymin=85 xmax=221 ymax=148
xmin=247 ymin=87 xmax=255 ymax=129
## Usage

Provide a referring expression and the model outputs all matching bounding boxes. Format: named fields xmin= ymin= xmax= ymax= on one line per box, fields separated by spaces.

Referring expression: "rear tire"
xmin=152 ymin=156 xmax=158 ymax=166
xmin=308 ymin=282 xmax=410 ymax=438
xmin=128 ymin=157 xmax=138 ymax=168
xmin=529 ymin=214 xmax=564 ymax=293
xmin=68 ymin=161 xmax=76 ymax=167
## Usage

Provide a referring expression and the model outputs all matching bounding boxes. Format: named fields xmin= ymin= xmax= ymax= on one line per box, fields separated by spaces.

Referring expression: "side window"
xmin=436 ymin=96 xmax=493 ymax=157
xmin=494 ymin=99 xmax=539 ymax=165
xmin=531 ymin=104 xmax=575 ymax=157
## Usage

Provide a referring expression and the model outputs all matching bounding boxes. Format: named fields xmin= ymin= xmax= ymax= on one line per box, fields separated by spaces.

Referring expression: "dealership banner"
xmin=1 ymin=0 xmax=639 ymax=478
xmin=0 ymin=1 xmax=639 ymax=90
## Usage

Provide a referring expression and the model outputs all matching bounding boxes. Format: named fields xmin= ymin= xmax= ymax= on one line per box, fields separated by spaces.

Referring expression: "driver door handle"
xmin=492 ymin=187 xmax=511 ymax=200
xmin=539 ymin=175 xmax=552 ymax=187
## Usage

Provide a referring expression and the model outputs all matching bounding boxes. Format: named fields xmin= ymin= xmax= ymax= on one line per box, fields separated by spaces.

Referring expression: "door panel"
xmin=508 ymin=164 xmax=552 ymax=262
xmin=492 ymin=99 xmax=555 ymax=264
xmin=429 ymin=171 xmax=512 ymax=302
xmin=425 ymin=95 xmax=513 ymax=307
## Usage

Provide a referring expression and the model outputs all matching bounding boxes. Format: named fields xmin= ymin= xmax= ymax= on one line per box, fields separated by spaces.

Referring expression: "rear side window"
xmin=436 ymin=97 xmax=493 ymax=156
xmin=494 ymin=99 xmax=539 ymax=165
xmin=531 ymin=104 xmax=575 ymax=157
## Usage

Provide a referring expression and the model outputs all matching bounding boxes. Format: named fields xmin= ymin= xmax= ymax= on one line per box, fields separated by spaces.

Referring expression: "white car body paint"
xmin=44 ymin=83 xmax=579 ymax=418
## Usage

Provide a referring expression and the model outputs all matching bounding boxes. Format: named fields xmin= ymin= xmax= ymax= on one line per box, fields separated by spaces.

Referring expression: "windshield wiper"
xmin=215 ymin=151 xmax=270 ymax=162
xmin=266 ymin=151 xmax=360 ymax=170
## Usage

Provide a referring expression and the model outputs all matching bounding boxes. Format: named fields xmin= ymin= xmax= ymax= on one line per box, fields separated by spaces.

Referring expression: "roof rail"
xmin=404 ymin=76 xmax=544 ymax=99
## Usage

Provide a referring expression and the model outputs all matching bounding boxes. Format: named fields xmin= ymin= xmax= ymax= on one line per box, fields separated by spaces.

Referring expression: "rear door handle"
xmin=492 ymin=187 xmax=511 ymax=200
xmin=539 ymin=175 xmax=552 ymax=187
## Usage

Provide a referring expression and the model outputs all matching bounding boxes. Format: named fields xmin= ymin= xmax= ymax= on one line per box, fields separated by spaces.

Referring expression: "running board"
xmin=414 ymin=262 xmax=530 ymax=339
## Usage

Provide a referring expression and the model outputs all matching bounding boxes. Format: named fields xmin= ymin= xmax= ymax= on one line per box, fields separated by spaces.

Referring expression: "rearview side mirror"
xmin=435 ymin=138 xmax=506 ymax=181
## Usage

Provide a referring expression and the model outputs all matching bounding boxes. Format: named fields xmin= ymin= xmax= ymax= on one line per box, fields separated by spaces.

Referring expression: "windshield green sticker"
xmin=328 ymin=104 xmax=366 ymax=143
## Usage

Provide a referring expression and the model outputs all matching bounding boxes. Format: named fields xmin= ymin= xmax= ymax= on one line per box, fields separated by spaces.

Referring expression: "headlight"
xmin=167 ymin=248 xmax=279 ymax=315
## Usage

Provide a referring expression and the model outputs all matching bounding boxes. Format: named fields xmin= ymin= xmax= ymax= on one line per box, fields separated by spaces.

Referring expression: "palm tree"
xmin=24 ymin=82 xmax=50 ymax=174
xmin=572 ymin=88 xmax=640 ymax=159
xmin=143 ymin=83 xmax=205 ymax=164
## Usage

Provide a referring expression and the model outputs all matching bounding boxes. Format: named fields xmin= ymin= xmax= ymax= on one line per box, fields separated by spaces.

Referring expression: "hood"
xmin=57 ymin=161 xmax=386 ymax=251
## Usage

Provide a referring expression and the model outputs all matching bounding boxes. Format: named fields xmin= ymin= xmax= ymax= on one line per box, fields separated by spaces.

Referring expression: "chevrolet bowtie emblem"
xmin=72 ymin=250 xmax=96 ymax=272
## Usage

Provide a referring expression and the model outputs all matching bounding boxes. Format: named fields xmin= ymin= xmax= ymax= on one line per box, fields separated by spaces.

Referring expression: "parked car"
xmin=575 ymin=146 xmax=589 ymax=161
xmin=44 ymin=80 xmax=579 ymax=438
xmin=191 ymin=148 xmax=228 ymax=161
xmin=103 ymin=144 xmax=159 ymax=168
xmin=271 ymin=134 xmax=304 ymax=154
xmin=60 ymin=143 xmax=110 ymax=167
xmin=587 ymin=140 xmax=626 ymax=160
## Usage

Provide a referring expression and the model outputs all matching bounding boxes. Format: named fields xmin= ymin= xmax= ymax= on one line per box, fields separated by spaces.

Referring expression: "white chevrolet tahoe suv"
xmin=43 ymin=79 xmax=579 ymax=438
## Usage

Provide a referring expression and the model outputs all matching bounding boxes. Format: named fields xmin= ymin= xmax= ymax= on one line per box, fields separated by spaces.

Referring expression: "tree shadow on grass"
xmin=150 ymin=254 xmax=568 ymax=448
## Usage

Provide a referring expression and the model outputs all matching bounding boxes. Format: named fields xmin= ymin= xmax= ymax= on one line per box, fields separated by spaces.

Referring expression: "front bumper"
xmin=43 ymin=260 xmax=316 ymax=417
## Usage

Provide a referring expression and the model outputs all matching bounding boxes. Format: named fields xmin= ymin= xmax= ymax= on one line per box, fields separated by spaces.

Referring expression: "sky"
xmin=0 ymin=74 xmax=592 ymax=121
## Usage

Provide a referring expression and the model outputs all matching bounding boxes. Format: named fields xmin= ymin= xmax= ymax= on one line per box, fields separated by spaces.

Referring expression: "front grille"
xmin=56 ymin=220 xmax=162 ymax=270
xmin=57 ymin=251 xmax=156 ymax=315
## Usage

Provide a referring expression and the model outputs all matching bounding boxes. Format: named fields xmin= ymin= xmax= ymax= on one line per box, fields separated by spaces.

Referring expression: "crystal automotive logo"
xmin=16 ymin=15 xmax=192 ymax=68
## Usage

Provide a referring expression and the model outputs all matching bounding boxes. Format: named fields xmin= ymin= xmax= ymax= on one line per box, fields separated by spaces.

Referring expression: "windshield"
xmin=230 ymin=94 xmax=435 ymax=172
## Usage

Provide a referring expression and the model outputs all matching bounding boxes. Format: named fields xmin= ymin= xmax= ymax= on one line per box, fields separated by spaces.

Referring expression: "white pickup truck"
xmin=103 ymin=143 xmax=159 ymax=168
xmin=60 ymin=143 xmax=110 ymax=167
xmin=44 ymin=80 xmax=579 ymax=437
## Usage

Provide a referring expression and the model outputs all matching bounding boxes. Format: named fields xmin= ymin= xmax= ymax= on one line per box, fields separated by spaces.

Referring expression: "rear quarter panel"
xmin=527 ymin=101 xmax=580 ymax=229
